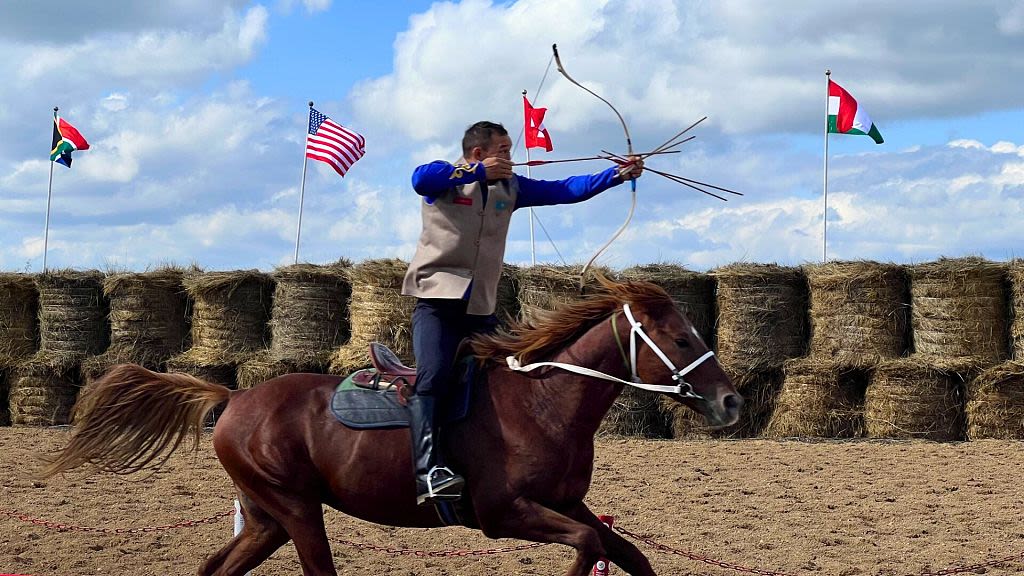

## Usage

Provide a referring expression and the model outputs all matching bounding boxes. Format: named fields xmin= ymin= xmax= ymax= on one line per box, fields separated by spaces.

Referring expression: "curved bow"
xmin=552 ymin=44 xmax=637 ymax=286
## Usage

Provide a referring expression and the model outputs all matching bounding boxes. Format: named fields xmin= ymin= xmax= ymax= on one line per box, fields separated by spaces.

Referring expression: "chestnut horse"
xmin=42 ymin=277 xmax=742 ymax=576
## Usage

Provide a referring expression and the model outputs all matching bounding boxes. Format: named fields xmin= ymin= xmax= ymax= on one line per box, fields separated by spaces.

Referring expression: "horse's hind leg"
xmin=238 ymin=485 xmax=337 ymax=576
xmin=198 ymin=492 xmax=289 ymax=576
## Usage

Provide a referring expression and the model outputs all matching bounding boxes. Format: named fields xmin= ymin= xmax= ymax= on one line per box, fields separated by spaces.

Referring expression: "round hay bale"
xmin=269 ymin=262 xmax=352 ymax=363
xmin=620 ymin=263 xmax=715 ymax=347
xmin=329 ymin=259 xmax=415 ymax=375
xmin=517 ymin=264 xmax=615 ymax=322
xmin=710 ymin=264 xmax=808 ymax=371
xmin=864 ymin=358 xmax=967 ymax=441
xmin=9 ymin=353 xmax=81 ymax=426
xmin=910 ymin=257 xmax=1009 ymax=367
xmin=182 ymin=270 xmax=273 ymax=364
xmin=597 ymin=386 xmax=671 ymax=438
xmin=237 ymin=351 xmax=329 ymax=390
xmin=1010 ymin=259 xmax=1024 ymax=360
xmin=764 ymin=359 xmax=865 ymax=438
xmin=82 ymin=269 xmax=190 ymax=383
xmin=0 ymin=273 xmax=39 ymax=367
xmin=664 ymin=368 xmax=783 ymax=439
xmin=496 ymin=264 xmax=521 ymax=326
xmin=966 ymin=361 xmax=1024 ymax=439
xmin=35 ymin=270 xmax=109 ymax=361
xmin=805 ymin=261 xmax=910 ymax=367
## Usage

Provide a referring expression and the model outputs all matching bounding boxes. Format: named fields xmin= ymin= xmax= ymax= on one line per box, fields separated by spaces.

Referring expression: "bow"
xmin=552 ymin=44 xmax=638 ymax=286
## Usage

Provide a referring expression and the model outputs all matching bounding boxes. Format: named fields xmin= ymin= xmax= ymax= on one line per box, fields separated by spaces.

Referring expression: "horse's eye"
xmin=674 ymin=338 xmax=691 ymax=349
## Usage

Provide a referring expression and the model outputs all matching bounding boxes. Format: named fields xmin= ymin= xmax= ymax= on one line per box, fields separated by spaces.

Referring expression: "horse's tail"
xmin=39 ymin=363 xmax=232 ymax=479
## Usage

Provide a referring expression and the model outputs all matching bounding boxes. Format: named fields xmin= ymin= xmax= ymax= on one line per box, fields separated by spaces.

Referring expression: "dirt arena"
xmin=1 ymin=428 xmax=1022 ymax=576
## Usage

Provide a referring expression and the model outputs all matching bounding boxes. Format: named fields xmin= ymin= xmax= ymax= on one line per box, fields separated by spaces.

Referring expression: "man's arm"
xmin=515 ymin=166 xmax=623 ymax=209
xmin=411 ymin=161 xmax=486 ymax=203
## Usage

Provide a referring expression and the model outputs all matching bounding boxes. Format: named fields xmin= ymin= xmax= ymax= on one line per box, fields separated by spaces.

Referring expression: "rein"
xmin=506 ymin=303 xmax=715 ymax=400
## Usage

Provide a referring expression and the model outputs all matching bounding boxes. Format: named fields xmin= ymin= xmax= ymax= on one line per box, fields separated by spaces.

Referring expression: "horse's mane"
xmin=471 ymin=274 xmax=676 ymax=365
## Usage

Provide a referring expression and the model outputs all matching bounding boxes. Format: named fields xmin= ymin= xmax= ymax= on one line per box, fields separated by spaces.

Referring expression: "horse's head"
xmin=620 ymin=291 xmax=742 ymax=428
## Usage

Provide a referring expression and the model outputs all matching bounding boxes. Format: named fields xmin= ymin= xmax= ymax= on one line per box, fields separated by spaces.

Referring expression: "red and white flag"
xmin=523 ymin=95 xmax=553 ymax=152
xmin=306 ymin=108 xmax=365 ymax=177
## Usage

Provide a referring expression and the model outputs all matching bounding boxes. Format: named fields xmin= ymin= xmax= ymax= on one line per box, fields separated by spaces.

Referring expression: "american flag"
xmin=305 ymin=108 xmax=365 ymax=177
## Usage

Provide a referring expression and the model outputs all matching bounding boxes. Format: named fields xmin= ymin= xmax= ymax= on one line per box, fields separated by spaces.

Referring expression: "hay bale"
xmin=966 ymin=361 xmax=1024 ymax=439
xmin=496 ymin=264 xmax=521 ymax=325
xmin=82 ymin=269 xmax=189 ymax=383
xmin=664 ymin=368 xmax=783 ymax=439
xmin=9 ymin=353 xmax=81 ymax=426
xmin=1010 ymin=259 xmax=1024 ymax=360
xmin=864 ymin=359 xmax=967 ymax=441
xmin=329 ymin=259 xmax=415 ymax=375
xmin=237 ymin=351 xmax=328 ymax=390
xmin=0 ymin=273 xmax=39 ymax=368
xmin=0 ymin=368 xmax=9 ymax=426
xmin=763 ymin=359 xmax=865 ymax=438
xmin=620 ymin=264 xmax=715 ymax=346
xmin=269 ymin=262 xmax=352 ymax=363
xmin=35 ymin=270 xmax=109 ymax=361
xmin=710 ymin=264 xmax=808 ymax=370
xmin=180 ymin=270 xmax=273 ymax=364
xmin=910 ymin=257 xmax=1009 ymax=367
xmin=597 ymin=386 xmax=671 ymax=438
xmin=517 ymin=264 xmax=614 ymax=322
xmin=805 ymin=261 xmax=910 ymax=367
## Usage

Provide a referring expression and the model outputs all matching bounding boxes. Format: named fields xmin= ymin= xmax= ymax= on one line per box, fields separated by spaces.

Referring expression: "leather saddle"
xmin=349 ymin=343 xmax=417 ymax=400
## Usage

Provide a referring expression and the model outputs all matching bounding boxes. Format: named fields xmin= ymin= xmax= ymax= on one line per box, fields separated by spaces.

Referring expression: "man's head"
xmin=462 ymin=121 xmax=512 ymax=162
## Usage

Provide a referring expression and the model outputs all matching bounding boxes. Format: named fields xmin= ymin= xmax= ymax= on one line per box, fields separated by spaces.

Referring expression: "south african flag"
xmin=50 ymin=112 xmax=90 ymax=167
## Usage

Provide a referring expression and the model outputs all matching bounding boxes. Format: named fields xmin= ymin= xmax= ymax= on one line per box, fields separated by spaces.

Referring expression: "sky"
xmin=1 ymin=0 xmax=1022 ymax=274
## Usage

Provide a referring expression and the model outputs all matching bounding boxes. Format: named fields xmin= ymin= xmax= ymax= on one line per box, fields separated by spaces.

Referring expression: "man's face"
xmin=474 ymin=134 xmax=512 ymax=161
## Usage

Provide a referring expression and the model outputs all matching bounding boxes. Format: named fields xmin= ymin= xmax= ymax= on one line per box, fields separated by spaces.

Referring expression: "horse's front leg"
xmin=476 ymin=497 xmax=606 ymax=576
xmin=564 ymin=502 xmax=656 ymax=576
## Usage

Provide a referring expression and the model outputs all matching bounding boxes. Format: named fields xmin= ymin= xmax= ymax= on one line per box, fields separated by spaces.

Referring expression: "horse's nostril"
xmin=723 ymin=394 xmax=743 ymax=412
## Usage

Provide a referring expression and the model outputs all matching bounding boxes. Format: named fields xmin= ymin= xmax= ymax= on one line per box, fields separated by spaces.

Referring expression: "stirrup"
xmin=417 ymin=466 xmax=465 ymax=505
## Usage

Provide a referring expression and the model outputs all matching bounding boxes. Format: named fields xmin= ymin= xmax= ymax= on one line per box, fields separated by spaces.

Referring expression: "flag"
xmin=523 ymin=95 xmax=553 ymax=152
xmin=827 ymin=80 xmax=883 ymax=144
xmin=50 ymin=112 xmax=90 ymax=167
xmin=306 ymin=108 xmax=365 ymax=177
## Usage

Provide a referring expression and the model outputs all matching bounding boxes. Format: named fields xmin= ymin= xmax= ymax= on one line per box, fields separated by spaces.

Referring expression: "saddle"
xmin=350 ymin=342 xmax=417 ymax=400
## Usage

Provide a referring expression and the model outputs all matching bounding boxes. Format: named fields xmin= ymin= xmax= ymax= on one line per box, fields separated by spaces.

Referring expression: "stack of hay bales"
xmin=909 ymin=257 xmax=1009 ymax=369
xmin=517 ymin=264 xmax=614 ymax=320
xmin=1010 ymin=259 xmax=1024 ymax=359
xmin=237 ymin=262 xmax=351 ymax=389
xmin=686 ymin=263 xmax=807 ymax=439
xmin=167 ymin=270 xmax=273 ymax=390
xmin=1 ymin=274 xmax=39 ymax=425
xmin=620 ymin=264 xmax=715 ymax=347
xmin=329 ymin=259 xmax=415 ymax=375
xmin=965 ymin=361 xmax=1024 ymax=439
xmin=663 ymin=369 xmax=784 ymax=439
xmin=864 ymin=358 xmax=966 ymax=440
xmin=764 ymin=359 xmax=865 ymax=438
xmin=805 ymin=261 xmax=910 ymax=366
xmin=495 ymin=264 xmax=521 ymax=326
xmin=10 ymin=271 xmax=108 ymax=426
xmin=81 ymin=269 xmax=188 ymax=383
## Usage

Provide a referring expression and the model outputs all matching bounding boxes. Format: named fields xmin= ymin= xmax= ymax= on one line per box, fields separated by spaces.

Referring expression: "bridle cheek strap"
xmin=505 ymin=304 xmax=716 ymax=399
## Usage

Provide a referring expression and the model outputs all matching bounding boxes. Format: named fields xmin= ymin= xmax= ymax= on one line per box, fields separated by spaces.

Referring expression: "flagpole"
xmin=522 ymin=90 xmax=537 ymax=266
xmin=43 ymin=106 xmax=59 ymax=273
xmin=294 ymin=101 xmax=313 ymax=265
xmin=822 ymin=69 xmax=831 ymax=263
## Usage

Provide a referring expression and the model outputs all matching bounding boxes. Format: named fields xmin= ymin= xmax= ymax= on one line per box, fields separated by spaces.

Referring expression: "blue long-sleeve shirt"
xmin=411 ymin=161 xmax=622 ymax=208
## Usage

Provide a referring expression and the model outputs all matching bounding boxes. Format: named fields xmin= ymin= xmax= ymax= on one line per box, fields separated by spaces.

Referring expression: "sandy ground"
xmin=1 ymin=427 xmax=1023 ymax=576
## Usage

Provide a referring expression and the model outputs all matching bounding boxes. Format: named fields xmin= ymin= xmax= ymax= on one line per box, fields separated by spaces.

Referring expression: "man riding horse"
xmin=401 ymin=120 xmax=644 ymax=505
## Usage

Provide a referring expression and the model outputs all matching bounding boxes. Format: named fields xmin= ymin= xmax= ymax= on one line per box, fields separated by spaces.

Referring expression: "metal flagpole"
xmin=523 ymin=90 xmax=537 ymax=265
xmin=823 ymin=70 xmax=831 ymax=263
xmin=294 ymin=101 xmax=313 ymax=264
xmin=43 ymin=106 xmax=57 ymax=273
xmin=823 ymin=69 xmax=831 ymax=262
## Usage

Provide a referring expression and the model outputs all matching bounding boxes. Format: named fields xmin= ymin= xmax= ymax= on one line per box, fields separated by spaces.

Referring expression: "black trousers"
xmin=411 ymin=298 xmax=498 ymax=398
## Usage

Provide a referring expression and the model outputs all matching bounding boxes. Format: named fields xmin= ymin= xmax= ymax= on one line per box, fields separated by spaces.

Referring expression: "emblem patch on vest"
xmin=452 ymin=196 xmax=473 ymax=206
xmin=495 ymin=200 xmax=509 ymax=211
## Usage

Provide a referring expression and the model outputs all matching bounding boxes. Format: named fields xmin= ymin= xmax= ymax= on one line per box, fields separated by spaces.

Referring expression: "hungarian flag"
xmin=827 ymin=80 xmax=883 ymax=144
xmin=50 ymin=112 xmax=90 ymax=167
xmin=523 ymin=95 xmax=553 ymax=152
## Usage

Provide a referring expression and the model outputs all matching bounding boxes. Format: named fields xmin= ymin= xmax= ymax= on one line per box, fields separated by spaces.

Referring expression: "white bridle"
xmin=505 ymin=303 xmax=716 ymax=400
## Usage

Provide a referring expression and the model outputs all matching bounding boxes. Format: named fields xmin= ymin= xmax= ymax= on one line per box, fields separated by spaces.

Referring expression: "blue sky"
xmin=1 ymin=0 xmax=1022 ymax=273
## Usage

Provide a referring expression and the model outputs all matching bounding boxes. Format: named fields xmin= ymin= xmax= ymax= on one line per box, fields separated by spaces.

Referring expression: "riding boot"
xmin=408 ymin=395 xmax=464 ymax=506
